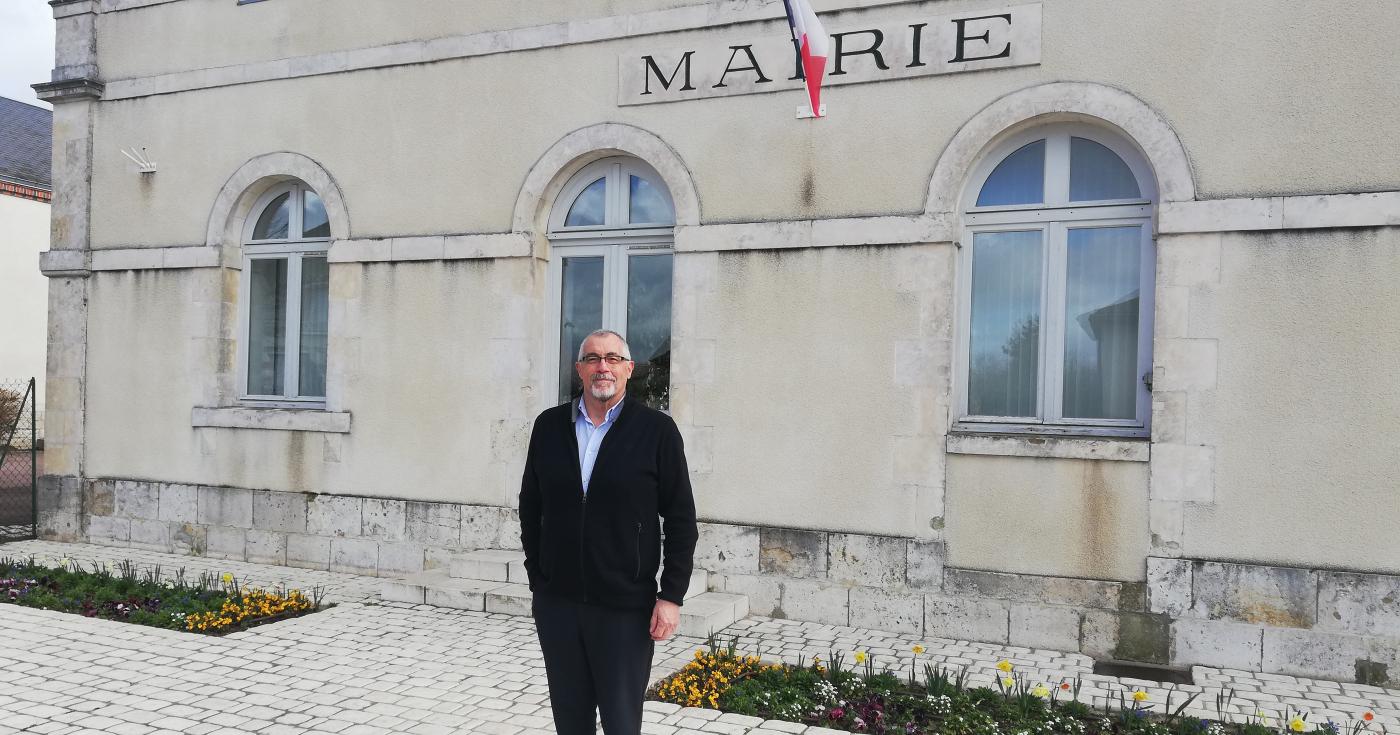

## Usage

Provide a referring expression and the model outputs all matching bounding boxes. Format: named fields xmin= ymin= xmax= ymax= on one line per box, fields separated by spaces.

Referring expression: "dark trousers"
xmin=532 ymin=595 xmax=655 ymax=735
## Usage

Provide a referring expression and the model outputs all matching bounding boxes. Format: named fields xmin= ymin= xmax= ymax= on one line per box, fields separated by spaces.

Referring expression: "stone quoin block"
xmin=924 ymin=594 xmax=1008 ymax=644
xmin=197 ymin=486 xmax=253 ymax=529
xmin=245 ymin=530 xmax=287 ymax=565
xmin=252 ymin=490 xmax=308 ymax=534
xmin=84 ymin=515 xmax=129 ymax=545
xmin=1009 ymin=603 xmax=1082 ymax=652
xmin=759 ymin=527 xmax=826 ymax=579
xmin=693 ymin=522 xmax=760 ymax=574
xmin=405 ymin=501 xmax=461 ymax=547
xmin=307 ymin=494 xmax=362 ymax=537
xmin=1080 ymin=610 xmax=1170 ymax=665
xmin=82 ymin=480 xmax=114 ymax=517
xmin=331 ymin=537 xmax=379 ymax=575
xmin=1170 ymin=618 xmax=1264 ymax=670
xmin=719 ymin=573 xmax=781 ymax=617
xmin=943 ymin=568 xmax=1121 ymax=610
xmin=906 ymin=540 xmax=947 ymax=590
xmin=362 ymin=498 xmax=407 ymax=541
xmin=1147 ymin=557 xmax=1193 ymax=617
xmin=158 ymin=483 xmax=199 ymax=524
xmin=1191 ymin=561 xmax=1317 ymax=628
xmin=460 ymin=504 xmax=505 ymax=550
xmin=778 ymin=578 xmax=849 ymax=627
xmin=113 ymin=480 xmax=159 ymax=520
xmin=205 ymin=526 xmax=246 ymax=561
xmin=286 ymin=533 xmax=332 ymax=570
xmin=127 ymin=519 xmax=170 ymax=552
xmin=377 ymin=542 xmax=427 ymax=576
xmin=1316 ymin=570 xmax=1400 ymax=638
xmin=827 ymin=533 xmax=907 ymax=587
xmin=849 ymin=588 xmax=924 ymax=636
xmin=170 ymin=523 xmax=206 ymax=556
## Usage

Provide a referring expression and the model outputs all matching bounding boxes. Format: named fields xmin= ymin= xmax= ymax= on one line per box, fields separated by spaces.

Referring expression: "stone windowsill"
xmin=191 ymin=406 xmax=351 ymax=433
xmin=946 ymin=431 xmax=1149 ymax=462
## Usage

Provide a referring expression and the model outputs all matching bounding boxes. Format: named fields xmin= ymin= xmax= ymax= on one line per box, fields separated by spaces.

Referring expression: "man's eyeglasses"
xmin=578 ymin=353 xmax=631 ymax=366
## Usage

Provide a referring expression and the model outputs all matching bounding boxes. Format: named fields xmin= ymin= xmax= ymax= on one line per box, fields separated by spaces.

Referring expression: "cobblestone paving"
xmin=1 ymin=541 xmax=1397 ymax=735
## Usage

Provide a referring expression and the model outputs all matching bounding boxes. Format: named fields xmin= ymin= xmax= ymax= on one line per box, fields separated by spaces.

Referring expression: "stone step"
xmin=382 ymin=568 xmax=746 ymax=636
xmin=450 ymin=549 xmax=527 ymax=583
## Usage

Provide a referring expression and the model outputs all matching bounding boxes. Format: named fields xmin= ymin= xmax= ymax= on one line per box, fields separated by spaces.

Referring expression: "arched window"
xmin=238 ymin=181 xmax=330 ymax=404
xmin=547 ymin=157 xmax=676 ymax=409
xmin=957 ymin=124 xmax=1156 ymax=436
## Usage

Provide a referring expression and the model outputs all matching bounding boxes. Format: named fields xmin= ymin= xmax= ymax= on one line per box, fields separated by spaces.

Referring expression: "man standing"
xmin=519 ymin=329 xmax=698 ymax=735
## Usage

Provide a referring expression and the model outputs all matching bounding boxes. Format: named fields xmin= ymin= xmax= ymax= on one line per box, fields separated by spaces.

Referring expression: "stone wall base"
xmin=39 ymin=475 xmax=1400 ymax=687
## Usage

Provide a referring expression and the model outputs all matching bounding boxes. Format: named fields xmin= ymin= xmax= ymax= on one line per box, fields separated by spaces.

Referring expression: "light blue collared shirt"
xmin=574 ymin=395 xmax=624 ymax=495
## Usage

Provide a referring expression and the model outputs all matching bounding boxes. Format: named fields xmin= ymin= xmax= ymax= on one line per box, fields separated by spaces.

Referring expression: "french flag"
xmin=782 ymin=0 xmax=829 ymax=117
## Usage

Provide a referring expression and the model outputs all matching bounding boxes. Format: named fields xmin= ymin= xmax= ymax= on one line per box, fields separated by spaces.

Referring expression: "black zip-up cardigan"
xmin=518 ymin=395 xmax=698 ymax=610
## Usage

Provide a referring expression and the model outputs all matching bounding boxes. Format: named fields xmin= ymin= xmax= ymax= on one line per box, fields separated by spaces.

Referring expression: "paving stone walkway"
xmin=0 ymin=541 xmax=1397 ymax=735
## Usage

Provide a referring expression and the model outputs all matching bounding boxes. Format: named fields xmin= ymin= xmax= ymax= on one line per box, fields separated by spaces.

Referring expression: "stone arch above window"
xmin=514 ymin=123 xmax=699 ymax=234
xmin=206 ymin=152 xmax=350 ymax=264
xmin=926 ymin=82 xmax=1195 ymax=216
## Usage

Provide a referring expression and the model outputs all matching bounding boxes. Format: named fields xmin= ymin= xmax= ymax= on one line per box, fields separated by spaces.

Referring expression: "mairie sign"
xmin=618 ymin=3 xmax=1041 ymax=107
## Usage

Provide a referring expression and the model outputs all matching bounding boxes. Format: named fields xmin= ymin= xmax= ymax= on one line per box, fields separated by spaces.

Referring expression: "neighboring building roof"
xmin=0 ymin=96 xmax=53 ymax=191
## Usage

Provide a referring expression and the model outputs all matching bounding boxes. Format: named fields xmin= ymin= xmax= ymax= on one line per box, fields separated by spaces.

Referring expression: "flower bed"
xmin=0 ymin=555 xmax=327 ymax=634
xmin=650 ymin=639 xmax=1381 ymax=735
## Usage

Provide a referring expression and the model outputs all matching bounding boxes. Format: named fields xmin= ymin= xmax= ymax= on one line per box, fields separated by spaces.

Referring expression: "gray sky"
xmin=0 ymin=1 xmax=55 ymax=109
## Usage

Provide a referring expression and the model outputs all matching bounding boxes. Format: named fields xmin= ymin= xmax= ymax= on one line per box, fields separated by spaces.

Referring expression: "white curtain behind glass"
xmin=968 ymin=230 xmax=1042 ymax=417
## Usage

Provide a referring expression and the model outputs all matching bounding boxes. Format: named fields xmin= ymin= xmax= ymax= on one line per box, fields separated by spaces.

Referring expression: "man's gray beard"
xmin=589 ymin=380 xmax=617 ymax=400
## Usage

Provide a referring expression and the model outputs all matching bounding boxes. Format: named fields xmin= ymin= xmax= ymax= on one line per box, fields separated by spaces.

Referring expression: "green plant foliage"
xmin=0 ymin=556 xmax=328 ymax=634
xmin=651 ymin=644 xmax=1375 ymax=735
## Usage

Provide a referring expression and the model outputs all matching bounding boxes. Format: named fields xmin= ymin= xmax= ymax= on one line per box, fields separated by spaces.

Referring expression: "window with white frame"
xmin=547 ymin=157 xmax=676 ymax=410
xmin=238 ymin=181 xmax=330 ymax=405
xmin=957 ymin=124 xmax=1156 ymax=437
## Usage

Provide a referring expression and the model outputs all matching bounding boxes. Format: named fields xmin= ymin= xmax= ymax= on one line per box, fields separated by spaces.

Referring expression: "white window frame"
xmin=954 ymin=123 xmax=1157 ymax=438
xmin=543 ymin=157 xmax=676 ymax=406
xmin=235 ymin=182 xmax=331 ymax=408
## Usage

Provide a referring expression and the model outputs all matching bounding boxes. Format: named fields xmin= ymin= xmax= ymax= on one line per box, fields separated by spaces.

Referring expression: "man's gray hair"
xmin=576 ymin=329 xmax=632 ymax=361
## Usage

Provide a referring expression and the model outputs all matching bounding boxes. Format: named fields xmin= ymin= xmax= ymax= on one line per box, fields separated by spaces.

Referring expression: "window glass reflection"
xmin=1070 ymin=137 xmax=1141 ymax=202
xmin=565 ymin=178 xmax=607 ymax=227
xmin=626 ymin=254 xmax=673 ymax=410
xmin=252 ymin=192 xmax=291 ymax=240
xmin=629 ymin=175 xmax=674 ymax=225
xmin=1063 ymin=227 xmax=1140 ymax=419
xmin=559 ymin=257 xmax=605 ymax=401
xmin=968 ymin=230 xmax=1042 ymax=417
xmin=977 ymin=140 xmax=1045 ymax=207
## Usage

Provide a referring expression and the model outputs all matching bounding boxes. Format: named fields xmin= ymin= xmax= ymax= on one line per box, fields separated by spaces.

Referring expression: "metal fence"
xmin=0 ymin=378 xmax=38 ymax=542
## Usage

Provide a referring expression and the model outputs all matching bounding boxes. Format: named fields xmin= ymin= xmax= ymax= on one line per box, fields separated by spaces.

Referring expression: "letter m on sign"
xmin=641 ymin=52 xmax=697 ymax=95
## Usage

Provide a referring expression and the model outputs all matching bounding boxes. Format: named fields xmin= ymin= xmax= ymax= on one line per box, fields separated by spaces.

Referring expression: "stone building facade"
xmin=33 ymin=0 xmax=1400 ymax=684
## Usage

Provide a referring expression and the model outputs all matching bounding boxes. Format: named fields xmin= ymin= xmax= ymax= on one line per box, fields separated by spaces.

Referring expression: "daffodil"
xmin=1132 ymin=690 xmax=1148 ymax=702
xmin=1001 ymin=677 xmax=1015 ymax=689
xmin=1363 ymin=712 xmax=1375 ymax=723
xmin=221 ymin=572 xmax=234 ymax=584
xmin=1032 ymin=684 xmax=1050 ymax=698
xmin=1290 ymin=717 xmax=1306 ymax=732
xmin=912 ymin=644 xmax=926 ymax=655
xmin=854 ymin=651 xmax=867 ymax=664
xmin=996 ymin=659 xmax=1013 ymax=673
